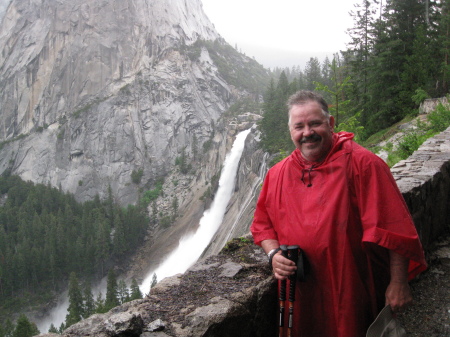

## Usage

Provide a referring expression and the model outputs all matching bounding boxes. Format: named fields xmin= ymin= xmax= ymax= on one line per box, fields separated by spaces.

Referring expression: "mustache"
xmin=300 ymin=134 xmax=322 ymax=143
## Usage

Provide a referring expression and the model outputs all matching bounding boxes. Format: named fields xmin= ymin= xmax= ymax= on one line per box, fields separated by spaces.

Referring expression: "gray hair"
xmin=287 ymin=90 xmax=330 ymax=120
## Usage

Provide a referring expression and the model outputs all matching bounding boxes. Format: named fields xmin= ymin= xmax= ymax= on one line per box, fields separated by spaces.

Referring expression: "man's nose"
xmin=303 ymin=126 xmax=314 ymax=137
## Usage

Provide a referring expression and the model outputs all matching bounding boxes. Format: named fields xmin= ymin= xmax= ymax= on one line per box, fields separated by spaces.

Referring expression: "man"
xmin=250 ymin=91 xmax=427 ymax=336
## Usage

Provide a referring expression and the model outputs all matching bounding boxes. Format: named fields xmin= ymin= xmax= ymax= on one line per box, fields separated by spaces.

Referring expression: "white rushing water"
xmin=36 ymin=128 xmax=251 ymax=332
xmin=140 ymin=128 xmax=251 ymax=293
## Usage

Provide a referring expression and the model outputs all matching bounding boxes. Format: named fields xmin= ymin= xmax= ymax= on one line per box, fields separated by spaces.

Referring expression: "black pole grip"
xmin=279 ymin=245 xmax=288 ymax=334
xmin=287 ymin=245 xmax=299 ymax=302
xmin=279 ymin=245 xmax=288 ymax=301
xmin=287 ymin=245 xmax=299 ymax=336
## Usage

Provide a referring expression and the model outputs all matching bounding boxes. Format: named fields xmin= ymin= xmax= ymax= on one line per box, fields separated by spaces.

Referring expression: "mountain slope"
xmin=0 ymin=0 xmax=269 ymax=205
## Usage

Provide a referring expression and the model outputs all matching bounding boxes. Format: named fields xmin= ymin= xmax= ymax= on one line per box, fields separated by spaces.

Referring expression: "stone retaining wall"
xmin=392 ymin=126 xmax=450 ymax=248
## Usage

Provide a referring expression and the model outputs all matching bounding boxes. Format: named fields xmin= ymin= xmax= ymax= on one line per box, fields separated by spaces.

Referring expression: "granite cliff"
xmin=0 ymin=0 xmax=268 ymax=207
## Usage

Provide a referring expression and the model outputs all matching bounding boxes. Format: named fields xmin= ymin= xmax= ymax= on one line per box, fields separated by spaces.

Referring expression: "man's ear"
xmin=329 ymin=115 xmax=335 ymax=131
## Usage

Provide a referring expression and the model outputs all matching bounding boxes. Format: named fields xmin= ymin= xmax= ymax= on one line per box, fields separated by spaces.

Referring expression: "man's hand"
xmin=261 ymin=239 xmax=296 ymax=280
xmin=386 ymin=250 xmax=412 ymax=312
xmin=272 ymin=251 xmax=297 ymax=280
xmin=385 ymin=280 xmax=412 ymax=312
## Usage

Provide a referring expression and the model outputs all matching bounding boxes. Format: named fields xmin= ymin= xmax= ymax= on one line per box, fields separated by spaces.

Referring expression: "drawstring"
xmin=301 ymin=166 xmax=314 ymax=187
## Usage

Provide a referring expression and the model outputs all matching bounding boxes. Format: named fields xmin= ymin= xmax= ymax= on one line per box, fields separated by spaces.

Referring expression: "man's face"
xmin=289 ymin=101 xmax=335 ymax=163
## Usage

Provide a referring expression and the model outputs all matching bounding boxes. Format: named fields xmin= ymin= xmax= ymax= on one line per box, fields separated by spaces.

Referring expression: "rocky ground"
xmin=144 ymin=233 xmax=450 ymax=337
xmin=172 ymin=234 xmax=450 ymax=337
xmin=398 ymin=232 xmax=450 ymax=336
xmin=150 ymin=233 xmax=450 ymax=337
xmin=174 ymin=234 xmax=450 ymax=337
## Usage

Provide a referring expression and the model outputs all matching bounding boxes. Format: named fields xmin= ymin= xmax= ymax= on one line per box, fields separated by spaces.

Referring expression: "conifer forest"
xmin=261 ymin=0 xmax=450 ymax=155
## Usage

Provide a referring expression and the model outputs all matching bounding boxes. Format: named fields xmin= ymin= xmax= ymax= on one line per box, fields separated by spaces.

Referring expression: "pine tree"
xmin=315 ymin=55 xmax=352 ymax=128
xmin=104 ymin=269 xmax=119 ymax=311
xmin=130 ymin=278 xmax=143 ymax=300
xmin=106 ymin=185 xmax=115 ymax=229
xmin=65 ymin=272 xmax=83 ymax=328
xmin=259 ymin=72 xmax=296 ymax=155
xmin=150 ymin=273 xmax=158 ymax=289
xmin=192 ymin=134 xmax=198 ymax=160
xmin=117 ymin=279 xmax=130 ymax=304
xmin=82 ymin=281 xmax=95 ymax=319
xmin=171 ymin=197 xmax=179 ymax=220
xmin=304 ymin=57 xmax=322 ymax=91
xmin=321 ymin=56 xmax=333 ymax=100
xmin=437 ymin=0 xmax=450 ymax=94
xmin=48 ymin=323 xmax=58 ymax=333
xmin=112 ymin=211 xmax=126 ymax=257
xmin=94 ymin=292 xmax=105 ymax=314
xmin=2 ymin=319 xmax=14 ymax=337
xmin=0 ymin=226 xmax=7 ymax=298
xmin=58 ymin=322 xmax=66 ymax=334
xmin=347 ymin=0 xmax=379 ymax=115
xmin=12 ymin=314 xmax=39 ymax=337
xmin=95 ymin=215 xmax=110 ymax=276
xmin=151 ymin=201 xmax=158 ymax=225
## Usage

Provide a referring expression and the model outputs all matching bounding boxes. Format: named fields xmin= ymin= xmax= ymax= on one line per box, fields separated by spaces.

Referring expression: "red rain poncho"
xmin=251 ymin=132 xmax=426 ymax=337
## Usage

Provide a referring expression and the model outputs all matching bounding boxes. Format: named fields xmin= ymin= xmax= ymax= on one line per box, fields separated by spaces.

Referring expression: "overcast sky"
xmin=201 ymin=0 xmax=359 ymax=69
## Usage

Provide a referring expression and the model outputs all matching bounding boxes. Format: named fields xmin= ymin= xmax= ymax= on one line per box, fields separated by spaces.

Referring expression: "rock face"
xmin=0 ymin=0 xmax=267 ymax=206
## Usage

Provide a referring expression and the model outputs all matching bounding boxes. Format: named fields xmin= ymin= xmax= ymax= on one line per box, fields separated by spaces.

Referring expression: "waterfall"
xmin=140 ymin=128 xmax=251 ymax=293
xmin=36 ymin=128 xmax=251 ymax=332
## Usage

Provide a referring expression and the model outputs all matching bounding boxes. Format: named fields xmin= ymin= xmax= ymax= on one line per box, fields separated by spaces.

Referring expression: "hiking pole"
xmin=279 ymin=245 xmax=288 ymax=337
xmin=287 ymin=245 xmax=299 ymax=337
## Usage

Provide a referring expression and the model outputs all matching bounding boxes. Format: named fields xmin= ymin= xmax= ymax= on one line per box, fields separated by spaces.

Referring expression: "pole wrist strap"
xmin=268 ymin=247 xmax=281 ymax=267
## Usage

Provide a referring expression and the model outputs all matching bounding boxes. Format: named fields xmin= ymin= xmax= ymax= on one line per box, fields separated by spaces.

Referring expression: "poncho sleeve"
xmin=352 ymin=147 xmax=427 ymax=279
xmin=250 ymin=169 xmax=279 ymax=246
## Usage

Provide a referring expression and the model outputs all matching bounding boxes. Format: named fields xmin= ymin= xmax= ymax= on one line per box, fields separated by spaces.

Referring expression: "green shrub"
xmin=427 ymin=102 xmax=450 ymax=133
xmin=411 ymin=88 xmax=429 ymax=106
xmin=140 ymin=180 xmax=164 ymax=206
xmin=159 ymin=215 xmax=172 ymax=228
xmin=203 ymin=139 xmax=212 ymax=152
xmin=384 ymin=101 xmax=450 ymax=166
xmin=131 ymin=169 xmax=144 ymax=184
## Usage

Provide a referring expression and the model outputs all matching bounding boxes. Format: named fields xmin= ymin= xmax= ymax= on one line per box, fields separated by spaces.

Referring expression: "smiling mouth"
xmin=300 ymin=135 xmax=321 ymax=144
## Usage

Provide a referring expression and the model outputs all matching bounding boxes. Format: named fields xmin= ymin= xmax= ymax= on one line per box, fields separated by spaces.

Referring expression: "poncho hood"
xmin=292 ymin=131 xmax=355 ymax=169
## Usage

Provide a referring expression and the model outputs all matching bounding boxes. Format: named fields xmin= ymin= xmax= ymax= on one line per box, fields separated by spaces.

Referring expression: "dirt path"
xmin=398 ymin=233 xmax=450 ymax=336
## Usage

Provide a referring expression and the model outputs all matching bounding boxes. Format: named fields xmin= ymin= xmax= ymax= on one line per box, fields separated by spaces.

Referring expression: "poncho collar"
xmin=292 ymin=131 xmax=355 ymax=169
